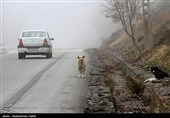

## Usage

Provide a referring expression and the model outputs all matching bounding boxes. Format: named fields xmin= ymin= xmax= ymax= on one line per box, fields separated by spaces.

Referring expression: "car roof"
xmin=22 ymin=30 xmax=47 ymax=32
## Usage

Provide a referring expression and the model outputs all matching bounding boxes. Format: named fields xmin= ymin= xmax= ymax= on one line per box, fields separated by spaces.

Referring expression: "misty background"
xmin=1 ymin=0 xmax=120 ymax=49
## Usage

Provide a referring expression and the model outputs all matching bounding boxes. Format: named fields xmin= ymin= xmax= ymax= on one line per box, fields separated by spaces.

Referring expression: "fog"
xmin=1 ymin=0 xmax=120 ymax=49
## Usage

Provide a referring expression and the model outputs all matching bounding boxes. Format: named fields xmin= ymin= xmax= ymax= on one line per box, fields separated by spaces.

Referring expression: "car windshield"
xmin=22 ymin=31 xmax=46 ymax=37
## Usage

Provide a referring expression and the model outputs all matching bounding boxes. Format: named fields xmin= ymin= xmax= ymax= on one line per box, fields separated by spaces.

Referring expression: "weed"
xmin=142 ymin=87 xmax=167 ymax=113
xmin=125 ymin=76 xmax=145 ymax=96
xmin=142 ymin=89 xmax=152 ymax=107
xmin=165 ymin=45 xmax=170 ymax=56
xmin=105 ymin=73 xmax=115 ymax=94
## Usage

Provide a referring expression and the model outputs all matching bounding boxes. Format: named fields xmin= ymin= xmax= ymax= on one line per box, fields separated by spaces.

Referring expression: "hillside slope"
xmin=101 ymin=0 xmax=170 ymax=73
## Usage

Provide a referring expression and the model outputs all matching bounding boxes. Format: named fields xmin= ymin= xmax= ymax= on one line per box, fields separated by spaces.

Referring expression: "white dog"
xmin=77 ymin=56 xmax=86 ymax=78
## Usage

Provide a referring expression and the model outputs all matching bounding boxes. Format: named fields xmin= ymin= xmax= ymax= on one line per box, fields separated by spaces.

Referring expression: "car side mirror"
xmin=50 ymin=38 xmax=54 ymax=40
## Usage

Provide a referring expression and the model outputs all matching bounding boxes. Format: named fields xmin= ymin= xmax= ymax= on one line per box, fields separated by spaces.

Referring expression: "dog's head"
xmin=151 ymin=66 xmax=160 ymax=75
xmin=77 ymin=56 xmax=85 ymax=63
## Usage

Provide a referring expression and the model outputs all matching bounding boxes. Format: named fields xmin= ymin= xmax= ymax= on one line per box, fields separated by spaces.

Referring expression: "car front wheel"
xmin=46 ymin=53 xmax=50 ymax=58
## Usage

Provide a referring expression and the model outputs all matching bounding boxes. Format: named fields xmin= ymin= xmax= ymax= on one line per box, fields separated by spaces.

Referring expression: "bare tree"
xmin=102 ymin=0 xmax=142 ymax=51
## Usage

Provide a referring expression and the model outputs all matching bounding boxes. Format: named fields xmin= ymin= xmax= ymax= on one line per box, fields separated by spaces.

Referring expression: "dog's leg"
xmin=82 ymin=67 xmax=85 ymax=78
xmin=83 ymin=65 xmax=86 ymax=78
xmin=78 ymin=71 xmax=81 ymax=78
xmin=82 ymin=71 xmax=85 ymax=78
xmin=80 ymin=72 xmax=83 ymax=78
xmin=79 ymin=71 xmax=83 ymax=78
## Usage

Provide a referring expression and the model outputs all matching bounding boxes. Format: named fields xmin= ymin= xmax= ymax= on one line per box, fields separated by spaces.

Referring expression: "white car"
xmin=17 ymin=30 xmax=54 ymax=59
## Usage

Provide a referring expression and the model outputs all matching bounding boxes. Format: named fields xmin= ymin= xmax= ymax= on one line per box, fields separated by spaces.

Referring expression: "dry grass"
xmin=125 ymin=76 xmax=145 ymax=96
xmin=141 ymin=44 xmax=170 ymax=73
xmin=142 ymin=90 xmax=152 ymax=107
xmin=105 ymin=73 xmax=115 ymax=94
xmin=142 ymin=87 xmax=168 ymax=113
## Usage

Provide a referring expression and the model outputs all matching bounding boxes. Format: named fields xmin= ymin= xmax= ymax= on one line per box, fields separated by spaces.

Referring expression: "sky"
xmin=0 ymin=0 xmax=120 ymax=49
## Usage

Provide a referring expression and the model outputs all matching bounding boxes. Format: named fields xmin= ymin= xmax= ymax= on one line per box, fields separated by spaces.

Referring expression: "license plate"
xmin=29 ymin=48 xmax=38 ymax=51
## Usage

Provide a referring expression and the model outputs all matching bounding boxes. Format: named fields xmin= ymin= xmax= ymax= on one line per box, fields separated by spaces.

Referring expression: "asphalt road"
xmin=0 ymin=49 xmax=91 ymax=113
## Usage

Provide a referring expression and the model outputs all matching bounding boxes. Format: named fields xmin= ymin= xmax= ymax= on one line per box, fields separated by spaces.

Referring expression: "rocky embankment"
xmin=84 ymin=48 xmax=170 ymax=113
xmin=84 ymin=49 xmax=114 ymax=113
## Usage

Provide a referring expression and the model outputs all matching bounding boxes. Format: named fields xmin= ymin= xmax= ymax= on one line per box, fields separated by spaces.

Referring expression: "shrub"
xmin=105 ymin=73 xmax=115 ymax=94
xmin=142 ymin=87 xmax=167 ymax=113
xmin=142 ymin=89 xmax=152 ymax=107
xmin=126 ymin=76 xmax=145 ymax=96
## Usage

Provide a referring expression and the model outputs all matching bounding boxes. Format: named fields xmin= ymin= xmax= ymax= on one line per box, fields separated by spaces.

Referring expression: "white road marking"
xmin=7 ymin=51 xmax=17 ymax=54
